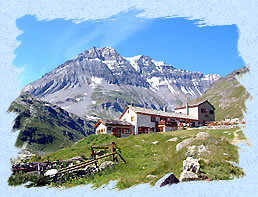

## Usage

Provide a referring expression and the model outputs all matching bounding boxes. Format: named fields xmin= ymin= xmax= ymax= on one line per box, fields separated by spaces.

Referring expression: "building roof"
xmin=174 ymin=100 xmax=215 ymax=110
xmin=94 ymin=119 xmax=133 ymax=129
xmin=120 ymin=105 xmax=198 ymax=121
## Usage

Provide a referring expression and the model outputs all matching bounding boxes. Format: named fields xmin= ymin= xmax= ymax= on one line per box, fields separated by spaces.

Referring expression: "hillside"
xmin=190 ymin=66 xmax=251 ymax=121
xmin=10 ymin=128 xmax=246 ymax=189
xmin=22 ymin=46 xmax=220 ymax=119
xmin=8 ymin=93 xmax=95 ymax=154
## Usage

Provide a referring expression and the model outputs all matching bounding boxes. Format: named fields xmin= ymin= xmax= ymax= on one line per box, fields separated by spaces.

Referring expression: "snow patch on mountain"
xmin=103 ymin=60 xmax=117 ymax=70
xmin=91 ymin=76 xmax=102 ymax=84
xmin=124 ymin=55 xmax=142 ymax=71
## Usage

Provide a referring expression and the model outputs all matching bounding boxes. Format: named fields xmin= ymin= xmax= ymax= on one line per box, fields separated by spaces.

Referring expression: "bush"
xmin=8 ymin=172 xmax=49 ymax=187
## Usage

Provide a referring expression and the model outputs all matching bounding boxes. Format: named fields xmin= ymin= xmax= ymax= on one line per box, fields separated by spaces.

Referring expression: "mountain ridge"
xmin=189 ymin=66 xmax=250 ymax=120
xmin=8 ymin=92 xmax=95 ymax=154
xmin=22 ymin=46 xmax=220 ymax=119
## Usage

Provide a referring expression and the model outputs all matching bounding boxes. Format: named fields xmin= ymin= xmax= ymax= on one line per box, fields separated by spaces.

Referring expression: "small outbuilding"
xmin=94 ymin=119 xmax=133 ymax=137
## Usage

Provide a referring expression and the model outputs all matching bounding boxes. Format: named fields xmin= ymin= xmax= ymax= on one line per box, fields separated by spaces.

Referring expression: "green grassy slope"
xmin=190 ymin=66 xmax=251 ymax=121
xmin=8 ymin=93 xmax=95 ymax=154
xmin=29 ymin=128 xmax=245 ymax=189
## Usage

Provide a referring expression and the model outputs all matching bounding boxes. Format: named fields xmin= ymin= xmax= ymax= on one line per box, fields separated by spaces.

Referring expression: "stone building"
xmin=174 ymin=100 xmax=215 ymax=125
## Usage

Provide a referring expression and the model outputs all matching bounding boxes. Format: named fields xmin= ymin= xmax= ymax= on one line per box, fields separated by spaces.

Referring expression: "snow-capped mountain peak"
xmin=22 ymin=46 xmax=220 ymax=118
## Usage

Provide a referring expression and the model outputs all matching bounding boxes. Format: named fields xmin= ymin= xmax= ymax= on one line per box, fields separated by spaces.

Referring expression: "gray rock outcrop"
xmin=160 ymin=173 xmax=180 ymax=187
xmin=196 ymin=132 xmax=210 ymax=139
xmin=179 ymin=171 xmax=199 ymax=182
xmin=183 ymin=157 xmax=200 ymax=173
xmin=176 ymin=138 xmax=194 ymax=152
xmin=179 ymin=157 xmax=200 ymax=182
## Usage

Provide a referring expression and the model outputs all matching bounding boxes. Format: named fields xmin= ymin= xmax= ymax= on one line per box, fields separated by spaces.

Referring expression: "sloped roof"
xmin=120 ymin=105 xmax=198 ymax=121
xmin=94 ymin=119 xmax=133 ymax=129
xmin=174 ymin=100 xmax=215 ymax=110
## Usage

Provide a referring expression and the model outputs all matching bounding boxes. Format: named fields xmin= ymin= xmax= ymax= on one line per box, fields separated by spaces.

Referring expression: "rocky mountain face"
xmin=22 ymin=47 xmax=220 ymax=119
xmin=8 ymin=93 xmax=95 ymax=154
xmin=189 ymin=66 xmax=250 ymax=121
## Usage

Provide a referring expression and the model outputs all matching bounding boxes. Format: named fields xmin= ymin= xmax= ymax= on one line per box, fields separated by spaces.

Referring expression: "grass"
xmin=8 ymin=92 xmax=94 ymax=154
xmin=190 ymin=66 xmax=251 ymax=121
xmin=24 ymin=127 xmax=246 ymax=190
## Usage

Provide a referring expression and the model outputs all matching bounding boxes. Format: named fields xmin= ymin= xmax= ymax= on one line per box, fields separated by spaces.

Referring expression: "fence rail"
xmin=57 ymin=142 xmax=126 ymax=174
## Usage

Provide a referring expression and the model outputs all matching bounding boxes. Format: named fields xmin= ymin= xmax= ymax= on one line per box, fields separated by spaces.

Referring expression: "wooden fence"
xmin=58 ymin=142 xmax=126 ymax=174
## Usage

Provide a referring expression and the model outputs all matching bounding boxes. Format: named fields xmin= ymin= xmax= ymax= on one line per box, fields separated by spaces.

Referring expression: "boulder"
xmin=44 ymin=169 xmax=58 ymax=177
xmin=99 ymin=161 xmax=115 ymax=171
xmin=198 ymin=144 xmax=208 ymax=154
xmin=176 ymin=138 xmax=194 ymax=152
xmin=185 ymin=145 xmax=198 ymax=157
xmin=146 ymin=174 xmax=157 ymax=179
xmin=183 ymin=157 xmax=200 ymax=174
xmin=179 ymin=170 xmax=199 ymax=182
xmin=84 ymin=165 xmax=98 ymax=174
xmin=160 ymin=174 xmax=180 ymax=187
xmin=152 ymin=141 xmax=159 ymax=145
xmin=166 ymin=137 xmax=178 ymax=142
xmin=196 ymin=132 xmax=210 ymax=139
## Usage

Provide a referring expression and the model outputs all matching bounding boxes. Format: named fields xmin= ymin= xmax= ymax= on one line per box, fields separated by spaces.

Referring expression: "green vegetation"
xmin=8 ymin=93 xmax=95 ymax=154
xmin=25 ymin=127 xmax=246 ymax=190
xmin=190 ymin=66 xmax=251 ymax=121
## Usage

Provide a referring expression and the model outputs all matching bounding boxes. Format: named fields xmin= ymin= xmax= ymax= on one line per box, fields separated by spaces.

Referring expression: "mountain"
xmin=22 ymin=47 xmax=220 ymax=119
xmin=189 ymin=66 xmax=251 ymax=121
xmin=8 ymin=93 xmax=95 ymax=154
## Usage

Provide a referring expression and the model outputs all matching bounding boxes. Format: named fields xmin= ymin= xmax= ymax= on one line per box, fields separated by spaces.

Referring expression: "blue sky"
xmin=14 ymin=9 xmax=244 ymax=87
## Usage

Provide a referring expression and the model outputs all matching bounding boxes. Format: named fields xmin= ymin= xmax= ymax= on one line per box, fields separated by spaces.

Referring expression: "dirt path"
xmin=231 ymin=129 xmax=249 ymax=145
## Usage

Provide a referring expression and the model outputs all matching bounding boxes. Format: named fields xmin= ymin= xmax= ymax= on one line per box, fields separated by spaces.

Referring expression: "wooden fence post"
xmin=91 ymin=146 xmax=98 ymax=168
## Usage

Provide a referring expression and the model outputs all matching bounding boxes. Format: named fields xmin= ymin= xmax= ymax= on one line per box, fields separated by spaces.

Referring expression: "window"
xmin=201 ymin=108 xmax=208 ymax=113
xmin=151 ymin=116 xmax=156 ymax=122
xmin=131 ymin=116 xmax=134 ymax=121
xmin=124 ymin=128 xmax=131 ymax=134
xmin=210 ymin=110 xmax=214 ymax=114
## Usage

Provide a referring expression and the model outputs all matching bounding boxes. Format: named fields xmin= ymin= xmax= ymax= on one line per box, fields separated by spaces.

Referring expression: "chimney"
xmin=186 ymin=102 xmax=189 ymax=115
xmin=131 ymin=102 xmax=134 ymax=107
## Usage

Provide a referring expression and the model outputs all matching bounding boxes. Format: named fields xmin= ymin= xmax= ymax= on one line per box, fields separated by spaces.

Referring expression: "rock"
xmin=146 ymin=174 xmax=157 ymax=179
xmin=183 ymin=157 xmax=200 ymax=174
xmin=152 ymin=141 xmax=159 ymax=145
xmin=198 ymin=144 xmax=208 ymax=154
xmin=160 ymin=174 xmax=180 ymax=187
xmin=99 ymin=161 xmax=115 ymax=171
xmin=196 ymin=132 xmax=210 ymax=139
xmin=176 ymin=138 xmax=194 ymax=152
xmin=44 ymin=169 xmax=58 ymax=177
xmin=166 ymin=137 xmax=178 ymax=142
xmin=179 ymin=170 xmax=199 ymax=182
xmin=75 ymin=169 xmax=87 ymax=176
xmin=220 ymin=136 xmax=226 ymax=141
xmin=70 ymin=156 xmax=83 ymax=161
xmin=84 ymin=165 xmax=98 ymax=174
xmin=185 ymin=145 xmax=198 ymax=157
